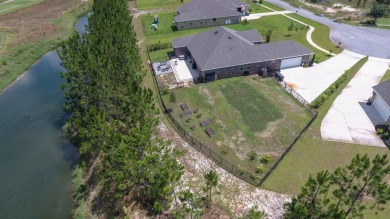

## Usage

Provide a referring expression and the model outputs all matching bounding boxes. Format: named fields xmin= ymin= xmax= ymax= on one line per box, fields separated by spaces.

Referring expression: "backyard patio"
xmin=169 ymin=57 xmax=200 ymax=83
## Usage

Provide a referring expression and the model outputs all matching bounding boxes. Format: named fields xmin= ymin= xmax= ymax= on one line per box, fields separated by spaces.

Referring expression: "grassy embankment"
xmin=0 ymin=1 xmax=92 ymax=92
xmin=262 ymin=56 xmax=390 ymax=218
xmin=0 ymin=0 xmax=43 ymax=15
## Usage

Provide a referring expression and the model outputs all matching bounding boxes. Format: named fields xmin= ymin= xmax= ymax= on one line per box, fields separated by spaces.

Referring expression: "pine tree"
xmin=204 ymin=170 xmax=219 ymax=204
xmin=58 ymin=0 xmax=183 ymax=215
xmin=284 ymin=154 xmax=390 ymax=219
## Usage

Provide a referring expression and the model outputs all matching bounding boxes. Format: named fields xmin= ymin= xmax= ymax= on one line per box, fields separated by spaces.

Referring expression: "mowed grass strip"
xmin=164 ymin=77 xmax=311 ymax=175
xmin=0 ymin=0 xmax=43 ymax=15
xmin=380 ymin=69 xmax=390 ymax=83
xmin=262 ymin=1 xmax=285 ymax=11
xmin=136 ymin=0 xmax=190 ymax=10
xmin=220 ymin=81 xmax=282 ymax=132
xmin=286 ymin=13 xmax=343 ymax=54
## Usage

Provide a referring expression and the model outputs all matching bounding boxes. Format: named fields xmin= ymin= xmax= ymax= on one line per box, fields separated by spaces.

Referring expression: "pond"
xmin=0 ymin=16 xmax=88 ymax=219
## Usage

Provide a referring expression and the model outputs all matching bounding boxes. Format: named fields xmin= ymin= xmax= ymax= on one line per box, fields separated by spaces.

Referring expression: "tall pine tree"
xmin=58 ymin=0 xmax=183 ymax=215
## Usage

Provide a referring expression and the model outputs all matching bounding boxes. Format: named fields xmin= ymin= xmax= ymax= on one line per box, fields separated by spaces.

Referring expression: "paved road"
xmin=321 ymin=57 xmax=390 ymax=147
xmin=266 ymin=0 xmax=390 ymax=58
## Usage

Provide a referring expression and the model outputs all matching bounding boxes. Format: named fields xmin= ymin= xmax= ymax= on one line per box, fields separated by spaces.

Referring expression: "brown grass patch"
xmin=0 ymin=0 xmax=86 ymax=52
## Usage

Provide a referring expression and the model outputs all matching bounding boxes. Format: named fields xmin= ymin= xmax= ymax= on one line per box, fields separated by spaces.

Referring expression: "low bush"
xmin=247 ymin=151 xmax=258 ymax=161
xmin=255 ymin=165 xmax=264 ymax=174
xmin=260 ymin=154 xmax=271 ymax=164
xmin=311 ymin=72 xmax=348 ymax=108
xmin=241 ymin=18 xmax=249 ymax=25
xmin=147 ymin=41 xmax=171 ymax=52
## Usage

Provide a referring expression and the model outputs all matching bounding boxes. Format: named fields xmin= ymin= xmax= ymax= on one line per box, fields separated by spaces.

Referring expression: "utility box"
xmin=261 ymin=68 xmax=268 ymax=77
xmin=275 ymin=71 xmax=284 ymax=81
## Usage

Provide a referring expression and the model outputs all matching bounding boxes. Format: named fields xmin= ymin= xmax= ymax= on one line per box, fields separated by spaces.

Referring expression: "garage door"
xmin=281 ymin=57 xmax=302 ymax=69
xmin=372 ymin=95 xmax=390 ymax=122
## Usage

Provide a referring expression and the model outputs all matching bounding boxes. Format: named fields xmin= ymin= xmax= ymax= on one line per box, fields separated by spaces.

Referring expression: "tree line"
xmin=58 ymin=0 xmax=183 ymax=215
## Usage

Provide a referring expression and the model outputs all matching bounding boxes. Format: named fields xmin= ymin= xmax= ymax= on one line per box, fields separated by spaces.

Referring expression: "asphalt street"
xmin=267 ymin=0 xmax=390 ymax=58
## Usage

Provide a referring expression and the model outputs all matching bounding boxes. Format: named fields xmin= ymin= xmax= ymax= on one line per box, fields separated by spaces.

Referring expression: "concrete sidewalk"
xmin=321 ymin=57 xmax=390 ymax=147
xmin=243 ymin=11 xmax=292 ymax=20
xmin=281 ymin=50 xmax=365 ymax=103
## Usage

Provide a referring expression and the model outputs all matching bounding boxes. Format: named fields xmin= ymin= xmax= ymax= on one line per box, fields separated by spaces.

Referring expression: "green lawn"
xmin=0 ymin=0 xmax=43 ymax=15
xmin=286 ymin=13 xmax=343 ymax=54
xmin=136 ymin=0 xmax=190 ymax=10
xmin=262 ymin=1 xmax=285 ymax=11
xmin=142 ymin=12 xmax=177 ymax=36
xmin=242 ymin=0 xmax=273 ymax=13
xmin=146 ymin=14 xmax=334 ymax=62
xmin=377 ymin=18 xmax=390 ymax=25
xmin=148 ymin=48 xmax=173 ymax=62
xmin=380 ymin=69 xmax=390 ymax=83
xmin=260 ymin=57 xmax=390 ymax=218
xmin=163 ymin=77 xmax=312 ymax=177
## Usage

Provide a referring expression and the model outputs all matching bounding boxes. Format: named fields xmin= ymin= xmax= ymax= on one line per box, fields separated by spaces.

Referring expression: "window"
xmin=205 ymin=20 xmax=207 ymax=23
xmin=239 ymin=67 xmax=243 ymax=71
xmin=225 ymin=19 xmax=231 ymax=24
xmin=246 ymin=66 xmax=251 ymax=70
xmin=200 ymin=21 xmax=202 ymax=24
xmin=213 ymin=18 xmax=216 ymax=21
xmin=190 ymin=23 xmax=192 ymax=25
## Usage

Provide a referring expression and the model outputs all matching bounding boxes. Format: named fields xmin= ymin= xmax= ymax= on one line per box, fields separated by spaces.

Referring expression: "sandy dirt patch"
xmin=158 ymin=122 xmax=290 ymax=218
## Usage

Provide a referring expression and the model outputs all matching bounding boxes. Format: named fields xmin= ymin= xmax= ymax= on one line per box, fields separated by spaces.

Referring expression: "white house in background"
xmin=371 ymin=79 xmax=390 ymax=126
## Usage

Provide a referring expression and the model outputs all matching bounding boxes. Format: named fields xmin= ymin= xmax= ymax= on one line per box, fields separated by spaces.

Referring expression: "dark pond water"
xmin=0 ymin=16 xmax=88 ymax=219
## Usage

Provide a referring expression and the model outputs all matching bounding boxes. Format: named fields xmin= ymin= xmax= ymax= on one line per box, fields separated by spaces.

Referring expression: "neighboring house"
xmin=171 ymin=26 xmax=313 ymax=82
xmin=174 ymin=0 xmax=246 ymax=30
xmin=371 ymin=80 xmax=390 ymax=126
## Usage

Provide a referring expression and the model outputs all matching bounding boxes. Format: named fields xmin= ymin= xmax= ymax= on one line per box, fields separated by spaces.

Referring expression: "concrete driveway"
xmin=281 ymin=50 xmax=364 ymax=103
xmin=321 ymin=57 xmax=390 ymax=147
xmin=266 ymin=0 xmax=390 ymax=58
xmin=244 ymin=11 xmax=291 ymax=20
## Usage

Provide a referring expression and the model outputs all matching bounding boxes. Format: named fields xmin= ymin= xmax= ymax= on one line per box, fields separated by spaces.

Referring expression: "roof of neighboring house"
xmin=373 ymin=80 xmax=390 ymax=107
xmin=171 ymin=26 xmax=313 ymax=71
xmin=175 ymin=0 xmax=244 ymax=22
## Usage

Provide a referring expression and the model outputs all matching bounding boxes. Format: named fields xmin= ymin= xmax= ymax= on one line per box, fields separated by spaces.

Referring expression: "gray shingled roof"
xmin=172 ymin=35 xmax=193 ymax=48
xmin=373 ymin=80 xmax=390 ymax=107
xmin=172 ymin=26 xmax=313 ymax=71
xmin=236 ymin=30 xmax=263 ymax=43
xmin=175 ymin=0 xmax=244 ymax=22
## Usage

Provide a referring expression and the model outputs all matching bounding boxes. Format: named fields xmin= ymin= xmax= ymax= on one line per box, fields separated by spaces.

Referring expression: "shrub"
xmin=260 ymin=154 xmax=271 ymax=164
xmin=241 ymin=18 xmax=249 ymax=25
xmin=247 ymin=151 xmax=258 ymax=161
xmin=1 ymin=59 xmax=7 ymax=66
xmin=169 ymin=92 xmax=176 ymax=103
xmin=311 ymin=71 xmax=349 ymax=108
xmin=147 ymin=41 xmax=171 ymax=52
xmin=255 ymin=165 xmax=264 ymax=174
